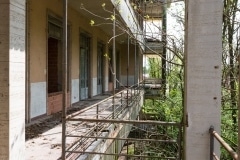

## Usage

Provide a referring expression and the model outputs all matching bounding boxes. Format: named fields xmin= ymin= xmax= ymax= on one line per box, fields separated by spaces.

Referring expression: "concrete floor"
xmin=26 ymin=94 xmax=111 ymax=160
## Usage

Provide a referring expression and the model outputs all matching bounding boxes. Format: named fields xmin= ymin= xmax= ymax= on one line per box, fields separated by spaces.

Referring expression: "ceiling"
xmin=68 ymin=0 xmax=164 ymax=44
xmin=68 ymin=0 xmax=128 ymax=43
xmin=145 ymin=2 xmax=163 ymax=18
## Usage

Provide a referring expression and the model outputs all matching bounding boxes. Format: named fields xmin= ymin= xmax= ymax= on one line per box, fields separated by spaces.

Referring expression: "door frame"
xmin=79 ymin=32 xmax=91 ymax=100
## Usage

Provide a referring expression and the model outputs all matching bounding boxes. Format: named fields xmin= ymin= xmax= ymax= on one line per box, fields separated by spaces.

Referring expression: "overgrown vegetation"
xmin=143 ymin=0 xmax=240 ymax=159
xmin=140 ymin=2 xmax=184 ymax=158
xmin=83 ymin=0 xmax=240 ymax=159
xmin=221 ymin=0 xmax=239 ymax=159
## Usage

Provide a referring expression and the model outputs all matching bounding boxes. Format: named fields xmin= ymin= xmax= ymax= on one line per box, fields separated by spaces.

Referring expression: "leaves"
xmin=116 ymin=0 xmax=121 ymax=5
xmin=144 ymin=15 xmax=150 ymax=19
xmin=110 ymin=15 xmax=115 ymax=21
xmin=104 ymin=53 xmax=111 ymax=61
xmin=89 ymin=20 xmax=95 ymax=26
xmin=221 ymin=0 xmax=239 ymax=159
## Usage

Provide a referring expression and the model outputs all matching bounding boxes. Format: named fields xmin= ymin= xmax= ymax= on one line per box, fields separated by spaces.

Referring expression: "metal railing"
xmin=209 ymin=126 xmax=238 ymax=160
xmin=145 ymin=40 xmax=163 ymax=54
xmin=63 ymin=85 xmax=144 ymax=159
xmin=142 ymin=78 xmax=162 ymax=99
xmin=61 ymin=84 xmax=183 ymax=159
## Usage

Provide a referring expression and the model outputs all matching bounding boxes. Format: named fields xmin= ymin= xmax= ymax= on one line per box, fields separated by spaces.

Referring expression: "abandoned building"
xmin=0 ymin=0 xmax=225 ymax=159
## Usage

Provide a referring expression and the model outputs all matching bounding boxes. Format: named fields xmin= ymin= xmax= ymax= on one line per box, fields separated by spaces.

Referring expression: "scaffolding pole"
xmin=62 ymin=0 xmax=68 ymax=159
xmin=238 ymin=41 xmax=240 ymax=160
xmin=112 ymin=7 xmax=116 ymax=119
xmin=161 ymin=0 xmax=167 ymax=97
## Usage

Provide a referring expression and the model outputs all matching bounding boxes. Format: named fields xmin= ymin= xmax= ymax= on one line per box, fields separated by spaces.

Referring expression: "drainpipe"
xmin=62 ymin=0 xmax=68 ymax=159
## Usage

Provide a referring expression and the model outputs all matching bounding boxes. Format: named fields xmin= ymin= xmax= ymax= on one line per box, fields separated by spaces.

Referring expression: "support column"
xmin=184 ymin=0 xmax=222 ymax=159
xmin=0 ymin=0 xmax=26 ymax=159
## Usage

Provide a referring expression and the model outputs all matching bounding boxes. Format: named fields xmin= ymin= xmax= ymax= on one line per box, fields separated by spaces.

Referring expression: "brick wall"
xmin=47 ymin=92 xmax=70 ymax=115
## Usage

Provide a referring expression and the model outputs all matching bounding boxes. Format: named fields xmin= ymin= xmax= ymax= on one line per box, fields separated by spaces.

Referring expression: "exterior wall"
xmin=48 ymin=92 xmax=70 ymax=114
xmin=103 ymin=45 xmax=109 ymax=92
xmin=184 ymin=0 xmax=222 ymax=159
xmin=28 ymin=0 xmax=111 ymax=118
xmin=92 ymin=78 xmax=98 ymax=96
xmin=71 ymin=79 xmax=79 ymax=103
xmin=0 ymin=0 xmax=26 ymax=159
xmin=30 ymin=82 xmax=46 ymax=118
xmin=111 ymin=0 xmax=144 ymax=49
xmin=120 ymin=75 xmax=135 ymax=86
xmin=104 ymin=76 xmax=109 ymax=92
xmin=120 ymin=43 xmax=140 ymax=86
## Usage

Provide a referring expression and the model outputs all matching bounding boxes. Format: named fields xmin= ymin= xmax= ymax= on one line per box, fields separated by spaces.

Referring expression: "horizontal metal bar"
xmin=66 ymin=118 xmax=182 ymax=126
xmin=66 ymin=133 xmax=94 ymax=151
xmin=66 ymin=96 xmax=115 ymax=119
xmin=67 ymin=87 xmax=143 ymax=119
xmin=65 ymin=150 xmax=177 ymax=159
xmin=66 ymin=135 xmax=177 ymax=143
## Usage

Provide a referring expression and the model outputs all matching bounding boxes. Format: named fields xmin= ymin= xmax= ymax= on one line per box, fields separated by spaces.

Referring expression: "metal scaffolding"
xmin=60 ymin=0 xmax=183 ymax=159
xmin=61 ymin=85 xmax=182 ymax=160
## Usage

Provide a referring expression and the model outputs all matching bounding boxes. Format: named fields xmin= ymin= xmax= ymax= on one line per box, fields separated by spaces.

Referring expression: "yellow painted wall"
xmin=28 ymin=0 xmax=48 ymax=82
xmin=28 ymin=0 xmax=110 ymax=83
xmin=120 ymin=43 xmax=137 ymax=75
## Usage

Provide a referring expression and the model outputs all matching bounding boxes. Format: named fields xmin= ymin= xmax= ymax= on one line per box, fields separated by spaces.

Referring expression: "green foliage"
xmin=142 ymin=89 xmax=183 ymax=123
xmin=148 ymin=58 xmax=161 ymax=78
xmin=143 ymin=66 xmax=148 ymax=74
xmin=141 ymin=47 xmax=184 ymax=157
xmin=221 ymin=91 xmax=238 ymax=159
xmin=221 ymin=0 xmax=239 ymax=159
xmin=141 ymin=94 xmax=182 ymax=158
xmin=128 ymin=145 xmax=134 ymax=155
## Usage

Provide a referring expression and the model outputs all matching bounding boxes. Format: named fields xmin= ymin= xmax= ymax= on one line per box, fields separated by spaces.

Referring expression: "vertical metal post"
xmin=131 ymin=86 xmax=133 ymax=102
xmin=120 ymin=92 xmax=123 ymax=113
xmin=134 ymin=40 xmax=137 ymax=85
xmin=161 ymin=0 xmax=167 ymax=97
xmin=127 ymin=139 xmax=129 ymax=160
xmin=25 ymin=0 xmax=31 ymax=123
xmin=112 ymin=7 xmax=116 ymax=119
xmin=238 ymin=46 xmax=240 ymax=160
xmin=127 ymin=35 xmax=129 ymax=85
xmin=62 ymin=0 xmax=68 ymax=159
xmin=127 ymin=35 xmax=130 ymax=106
xmin=96 ymin=104 xmax=99 ymax=140
xmin=209 ymin=126 xmax=214 ymax=160
xmin=177 ymin=125 xmax=182 ymax=160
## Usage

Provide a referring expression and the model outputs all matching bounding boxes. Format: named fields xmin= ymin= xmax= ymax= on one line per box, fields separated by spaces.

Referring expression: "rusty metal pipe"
xmin=210 ymin=126 xmax=238 ymax=160
xmin=65 ymin=150 xmax=177 ymax=159
xmin=62 ymin=0 xmax=68 ymax=159
xmin=212 ymin=130 xmax=238 ymax=159
xmin=67 ymin=118 xmax=181 ymax=126
xmin=66 ymin=135 xmax=177 ymax=143
xmin=213 ymin=152 xmax=220 ymax=160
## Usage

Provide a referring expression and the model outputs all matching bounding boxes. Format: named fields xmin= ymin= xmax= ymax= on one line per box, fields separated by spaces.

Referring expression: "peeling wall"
xmin=120 ymin=43 xmax=142 ymax=86
xmin=28 ymin=0 xmax=113 ymax=118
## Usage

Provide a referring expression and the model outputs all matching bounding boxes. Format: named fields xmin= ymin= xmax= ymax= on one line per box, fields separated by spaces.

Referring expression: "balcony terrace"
xmin=26 ymin=83 xmax=182 ymax=160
